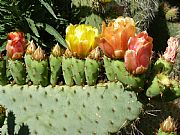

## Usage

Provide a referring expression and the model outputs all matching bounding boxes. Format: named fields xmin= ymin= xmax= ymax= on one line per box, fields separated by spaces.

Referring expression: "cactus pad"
xmin=8 ymin=59 xmax=26 ymax=85
xmin=0 ymin=82 xmax=142 ymax=135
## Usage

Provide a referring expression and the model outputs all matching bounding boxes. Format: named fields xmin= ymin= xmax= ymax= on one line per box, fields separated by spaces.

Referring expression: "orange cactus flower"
xmin=124 ymin=31 xmax=153 ymax=74
xmin=163 ymin=37 xmax=179 ymax=63
xmin=97 ymin=16 xmax=136 ymax=59
xmin=6 ymin=32 xmax=27 ymax=59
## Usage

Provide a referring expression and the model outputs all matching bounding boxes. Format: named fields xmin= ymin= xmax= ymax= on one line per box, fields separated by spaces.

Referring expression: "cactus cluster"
xmin=0 ymin=11 xmax=179 ymax=134
xmin=146 ymin=37 xmax=180 ymax=100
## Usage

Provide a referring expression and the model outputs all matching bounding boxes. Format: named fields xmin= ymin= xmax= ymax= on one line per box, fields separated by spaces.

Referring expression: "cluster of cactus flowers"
xmin=1 ymin=17 xmax=152 ymax=88
xmin=0 ymin=16 xmax=178 ymax=98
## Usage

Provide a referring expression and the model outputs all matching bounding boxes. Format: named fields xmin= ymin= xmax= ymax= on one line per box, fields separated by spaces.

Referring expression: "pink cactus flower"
xmin=124 ymin=31 xmax=153 ymax=74
xmin=6 ymin=32 xmax=27 ymax=59
xmin=162 ymin=37 xmax=179 ymax=63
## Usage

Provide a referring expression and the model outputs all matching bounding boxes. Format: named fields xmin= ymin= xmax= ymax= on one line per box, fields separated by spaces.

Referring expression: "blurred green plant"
xmin=0 ymin=0 xmax=72 ymax=52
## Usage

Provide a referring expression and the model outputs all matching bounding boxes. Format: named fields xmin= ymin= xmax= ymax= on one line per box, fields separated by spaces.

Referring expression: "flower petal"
xmin=124 ymin=50 xmax=137 ymax=73
xmin=136 ymin=43 xmax=153 ymax=68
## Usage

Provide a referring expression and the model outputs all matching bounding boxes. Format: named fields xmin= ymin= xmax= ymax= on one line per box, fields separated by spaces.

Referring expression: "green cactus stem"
xmin=0 ymin=56 xmax=7 ymax=85
xmin=103 ymin=56 xmax=144 ymax=89
xmin=85 ymin=47 xmax=101 ymax=86
xmin=24 ymin=40 xmax=37 ymax=83
xmin=62 ymin=55 xmax=74 ymax=86
xmin=146 ymin=73 xmax=170 ymax=98
xmin=49 ymin=44 xmax=63 ymax=86
xmin=8 ymin=59 xmax=26 ymax=85
xmin=103 ymin=56 xmax=116 ymax=82
xmin=0 ymin=82 xmax=142 ymax=135
xmin=153 ymin=58 xmax=173 ymax=75
xmin=71 ymin=57 xmax=85 ymax=85
xmin=29 ymin=47 xmax=49 ymax=87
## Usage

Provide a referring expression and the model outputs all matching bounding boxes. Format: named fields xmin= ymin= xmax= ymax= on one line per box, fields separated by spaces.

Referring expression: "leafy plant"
xmin=0 ymin=0 xmax=70 ymax=52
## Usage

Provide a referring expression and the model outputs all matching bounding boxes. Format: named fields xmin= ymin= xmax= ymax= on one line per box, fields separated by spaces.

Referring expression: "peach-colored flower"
xmin=97 ymin=16 xmax=136 ymax=59
xmin=124 ymin=31 xmax=153 ymax=74
xmin=6 ymin=32 xmax=27 ymax=59
xmin=163 ymin=37 xmax=179 ymax=63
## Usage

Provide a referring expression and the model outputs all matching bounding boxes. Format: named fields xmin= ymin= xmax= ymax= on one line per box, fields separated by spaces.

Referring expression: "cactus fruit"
xmin=62 ymin=57 xmax=74 ymax=86
xmin=28 ymin=47 xmax=49 ymax=87
xmin=157 ymin=116 xmax=177 ymax=135
xmin=85 ymin=47 xmax=101 ymax=85
xmin=71 ymin=57 xmax=85 ymax=85
xmin=8 ymin=60 xmax=26 ymax=85
xmin=24 ymin=40 xmax=37 ymax=83
xmin=103 ymin=56 xmax=144 ymax=88
xmin=49 ymin=44 xmax=63 ymax=86
xmin=0 ymin=82 xmax=142 ymax=135
xmin=6 ymin=32 xmax=27 ymax=85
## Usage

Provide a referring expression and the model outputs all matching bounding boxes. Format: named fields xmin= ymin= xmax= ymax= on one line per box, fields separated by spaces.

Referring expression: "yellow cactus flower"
xmin=65 ymin=24 xmax=98 ymax=59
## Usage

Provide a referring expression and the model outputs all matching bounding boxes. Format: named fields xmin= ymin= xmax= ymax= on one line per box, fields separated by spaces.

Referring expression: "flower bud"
xmin=32 ymin=47 xmax=46 ymax=61
xmin=52 ymin=43 xmax=63 ymax=57
xmin=26 ymin=40 xmax=36 ymax=55
xmin=160 ymin=116 xmax=176 ymax=133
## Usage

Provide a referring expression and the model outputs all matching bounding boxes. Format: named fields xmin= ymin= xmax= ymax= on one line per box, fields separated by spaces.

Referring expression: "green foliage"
xmin=0 ymin=82 xmax=142 ymax=135
xmin=0 ymin=0 xmax=69 ymax=51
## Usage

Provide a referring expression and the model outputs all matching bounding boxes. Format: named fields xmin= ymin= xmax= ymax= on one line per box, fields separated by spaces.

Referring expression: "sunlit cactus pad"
xmin=0 ymin=82 xmax=142 ymax=135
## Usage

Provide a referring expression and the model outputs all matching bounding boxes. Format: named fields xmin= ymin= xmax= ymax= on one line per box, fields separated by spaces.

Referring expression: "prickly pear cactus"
xmin=103 ymin=56 xmax=144 ymax=89
xmin=169 ymin=45 xmax=180 ymax=81
xmin=0 ymin=82 xmax=142 ymax=135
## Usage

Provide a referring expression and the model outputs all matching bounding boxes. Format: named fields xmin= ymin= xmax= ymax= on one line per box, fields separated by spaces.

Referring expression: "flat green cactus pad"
xmin=0 ymin=82 xmax=142 ymax=135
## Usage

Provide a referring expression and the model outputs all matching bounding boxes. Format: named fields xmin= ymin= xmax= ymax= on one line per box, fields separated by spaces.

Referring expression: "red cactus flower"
xmin=124 ymin=31 xmax=153 ymax=74
xmin=97 ymin=16 xmax=136 ymax=59
xmin=6 ymin=32 xmax=27 ymax=59
xmin=163 ymin=37 xmax=179 ymax=63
